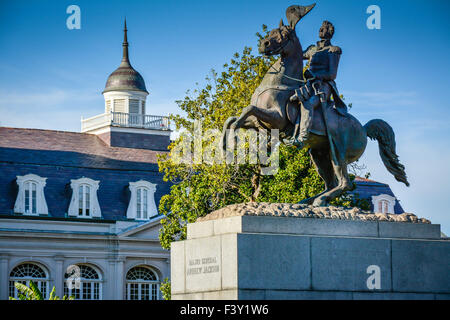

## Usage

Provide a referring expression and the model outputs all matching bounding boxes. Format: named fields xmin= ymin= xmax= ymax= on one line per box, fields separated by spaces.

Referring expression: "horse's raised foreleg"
xmin=222 ymin=104 xmax=285 ymax=162
xmin=231 ymin=105 xmax=283 ymax=131
xmin=221 ymin=116 xmax=238 ymax=153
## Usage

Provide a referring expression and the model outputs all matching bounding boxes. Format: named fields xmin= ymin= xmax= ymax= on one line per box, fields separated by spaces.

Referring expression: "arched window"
xmin=9 ymin=263 xmax=49 ymax=299
xmin=64 ymin=264 xmax=102 ymax=300
xmin=126 ymin=266 xmax=160 ymax=300
xmin=14 ymin=174 xmax=49 ymax=215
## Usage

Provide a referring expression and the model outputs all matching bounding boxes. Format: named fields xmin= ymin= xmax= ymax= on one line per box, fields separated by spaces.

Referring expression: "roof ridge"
xmin=0 ymin=126 xmax=89 ymax=136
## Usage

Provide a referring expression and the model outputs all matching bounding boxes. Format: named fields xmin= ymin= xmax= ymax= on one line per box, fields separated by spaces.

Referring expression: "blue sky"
xmin=1 ymin=0 xmax=450 ymax=234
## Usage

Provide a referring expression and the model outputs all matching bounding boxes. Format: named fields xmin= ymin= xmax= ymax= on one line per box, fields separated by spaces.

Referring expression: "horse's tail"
xmin=364 ymin=119 xmax=410 ymax=186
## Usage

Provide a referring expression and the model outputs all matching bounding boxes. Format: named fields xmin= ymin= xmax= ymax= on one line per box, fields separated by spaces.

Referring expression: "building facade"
xmin=352 ymin=176 xmax=405 ymax=214
xmin=0 ymin=21 xmax=172 ymax=300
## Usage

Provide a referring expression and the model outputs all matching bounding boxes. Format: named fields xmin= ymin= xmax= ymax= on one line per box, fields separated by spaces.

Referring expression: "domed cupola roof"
xmin=103 ymin=20 xmax=148 ymax=94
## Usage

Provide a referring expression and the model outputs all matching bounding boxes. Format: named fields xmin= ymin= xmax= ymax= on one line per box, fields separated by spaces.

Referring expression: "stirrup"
xmin=283 ymin=137 xmax=304 ymax=149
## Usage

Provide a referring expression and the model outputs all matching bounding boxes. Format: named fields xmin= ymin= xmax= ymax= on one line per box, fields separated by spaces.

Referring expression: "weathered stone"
xmin=264 ymin=290 xmax=353 ymax=300
xmin=311 ymin=237 xmax=392 ymax=292
xmin=379 ymin=221 xmax=441 ymax=239
xmin=189 ymin=214 xmax=439 ymax=240
xmin=237 ymin=233 xmax=310 ymax=290
xmin=352 ymin=292 xmax=435 ymax=300
xmin=171 ymin=214 xmax=449 ymax=300
xmin=170 ymin=241 xmax=186 ymax=294
xmin=184 ymin=235 xmax=222 ymax=293
xmin=392 ymin=239 xmax=450 ymax=293
xmin=198 ymin=202 xmax=430 ymax=224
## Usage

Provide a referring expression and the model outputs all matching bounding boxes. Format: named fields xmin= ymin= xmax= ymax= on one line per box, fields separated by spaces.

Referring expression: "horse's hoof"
xmin=299 ymin=197 xmax=314 ymax=205
xmin=312 ymin=198 xmax=327 ymax=207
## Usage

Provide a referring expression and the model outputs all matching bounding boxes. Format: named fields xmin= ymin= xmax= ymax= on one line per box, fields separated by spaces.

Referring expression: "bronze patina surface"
xmin=221 ymin=4 xmax=409 ymax=207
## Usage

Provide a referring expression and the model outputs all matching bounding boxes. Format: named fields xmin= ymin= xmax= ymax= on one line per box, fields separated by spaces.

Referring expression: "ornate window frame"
xmin=371 ymin=194 xmax=396 ymax=214
xmin=64 ymin=264 xmax=102 ymax=300
xmin=68 ymin=177 xmax=101 ymax=218
xmin=126 ymin=180 xmax=158 ymax=220
xmin=14 ymin=174 xmax=49 ymax=216
xmin=9 ymin=262 xmax=50 ymax=299
xmin=125 ymin=265 xmax=160 ymax=300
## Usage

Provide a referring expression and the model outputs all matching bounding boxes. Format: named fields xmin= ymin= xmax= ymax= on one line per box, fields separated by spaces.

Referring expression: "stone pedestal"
xmin=171 ymin=215 xmax=450 ymax=300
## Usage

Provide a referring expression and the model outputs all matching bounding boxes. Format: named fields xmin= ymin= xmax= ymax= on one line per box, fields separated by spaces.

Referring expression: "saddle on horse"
xmin=284 ymin=78 xmax=348 ymax=148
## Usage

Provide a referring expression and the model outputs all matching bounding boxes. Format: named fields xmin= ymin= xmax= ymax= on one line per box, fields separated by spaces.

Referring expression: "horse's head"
xmin=258 ymin=4 xmax=315 ymax=56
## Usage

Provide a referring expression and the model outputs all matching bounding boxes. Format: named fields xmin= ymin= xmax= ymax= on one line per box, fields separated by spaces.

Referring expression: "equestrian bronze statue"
xmin=220 ymin=4 xmax=409 ymax=207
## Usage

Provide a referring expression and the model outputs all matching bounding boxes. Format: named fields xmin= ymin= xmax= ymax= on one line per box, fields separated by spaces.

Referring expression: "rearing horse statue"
xmin=221 ymin=4 xmax=409 ymax=206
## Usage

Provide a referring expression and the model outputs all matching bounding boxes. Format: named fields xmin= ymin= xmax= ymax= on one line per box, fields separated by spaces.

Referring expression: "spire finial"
xmin=121 ymin=18 xmax=130 ymax=65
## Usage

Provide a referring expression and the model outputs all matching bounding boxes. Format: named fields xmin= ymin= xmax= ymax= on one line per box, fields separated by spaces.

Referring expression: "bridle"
xmin=264 ymin=29 xmax=305 ymax=83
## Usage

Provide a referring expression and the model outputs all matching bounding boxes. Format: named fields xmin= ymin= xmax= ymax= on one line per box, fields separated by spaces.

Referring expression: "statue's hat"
xmin=286 ymin=3 xmax=316 ymax=28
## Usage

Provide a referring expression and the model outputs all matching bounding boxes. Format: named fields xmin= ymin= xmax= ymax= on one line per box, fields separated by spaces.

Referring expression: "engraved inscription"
xmin=187 ymin=256 xmax=219 ymax=276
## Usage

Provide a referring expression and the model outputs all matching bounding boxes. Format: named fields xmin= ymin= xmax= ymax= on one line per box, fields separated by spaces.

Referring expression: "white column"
xmin=54 ymin=256 xmax=64 ymax=297
xmin=116 ymin=258 xmax=125 ymax=300
xmin=0 ymin=255 xmax=10 ymax=300
xmin=107 ymin=260 xmax=116 ymax=300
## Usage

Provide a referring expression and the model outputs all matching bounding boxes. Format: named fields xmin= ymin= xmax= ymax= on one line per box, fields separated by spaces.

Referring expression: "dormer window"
xmin=371 ymin=194 xmax=396 ymax=214
xmin=68 ymin=177 xmax=101 ymax=218
xmin=25 ymin=181 xmax=37 ymax=214
xmin=78 ymin=184 xmax=91 ymax=217
xmin=378 ymin=200 xmax=389 ymax=214
xmin=127 ymin=181 xmax=158 ymax=220
xmin=14 ymin=174 xmax=49 ymax=216
xmin=136 ymin=187 xmax=148 ymax=219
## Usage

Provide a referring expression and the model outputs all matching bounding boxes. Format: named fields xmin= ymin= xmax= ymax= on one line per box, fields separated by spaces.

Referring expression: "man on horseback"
xmin=286 ymin=20 xmax=348 ymax=148
xmin=222 ymin=6 xmax=409 ymax=205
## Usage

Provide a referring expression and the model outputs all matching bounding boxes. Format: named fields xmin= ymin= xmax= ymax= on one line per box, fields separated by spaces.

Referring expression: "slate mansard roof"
xmin=0 ymin=127 xmax=171 ymax=221
xmin=352 ymin=176 xmax=404 ymax=214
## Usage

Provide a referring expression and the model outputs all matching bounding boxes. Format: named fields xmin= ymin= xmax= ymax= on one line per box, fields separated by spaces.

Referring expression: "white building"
xmin=0 ymin=21 xmax=172 ymax=300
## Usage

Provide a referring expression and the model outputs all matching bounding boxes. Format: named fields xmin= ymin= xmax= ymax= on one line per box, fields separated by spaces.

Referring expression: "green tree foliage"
xmin=158 ymin=27 xmax=369 ymax=251
xmin=9 ymin=281 xmax=74 ymax=300
xmin=160 ymin=277 xmax=171 ymax=300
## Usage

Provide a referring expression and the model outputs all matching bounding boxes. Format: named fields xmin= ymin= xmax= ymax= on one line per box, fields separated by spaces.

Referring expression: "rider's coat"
xmin=303 ymin=39 xmax=348 ymax=116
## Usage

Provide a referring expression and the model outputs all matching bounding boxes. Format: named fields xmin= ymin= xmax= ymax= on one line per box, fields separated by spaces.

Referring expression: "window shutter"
xmin=114 ymin=99 xmax=126 ymax=113
xmin=129 ymin=99 xmax=140 ymax=114
xmin=106 ymin=100 xmax=111 ymax=113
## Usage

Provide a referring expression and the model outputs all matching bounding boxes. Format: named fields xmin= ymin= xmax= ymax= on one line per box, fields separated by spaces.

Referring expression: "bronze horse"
xmin=221 ymin=4 xmax=409 ymax=206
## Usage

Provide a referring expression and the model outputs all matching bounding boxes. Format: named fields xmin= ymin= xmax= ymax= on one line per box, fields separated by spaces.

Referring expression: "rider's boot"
xmin=283 ymin=102 xmax=302 ymax=147
xmin=284 ymin=94 xmax=319 ymax=149
xmin=284 ymin=115 xmax=305 ymax=148
xmin=295 ymin=97 xmax=318 ymax=148
xmin=298 ymin=99 xmax=314 ymax=143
